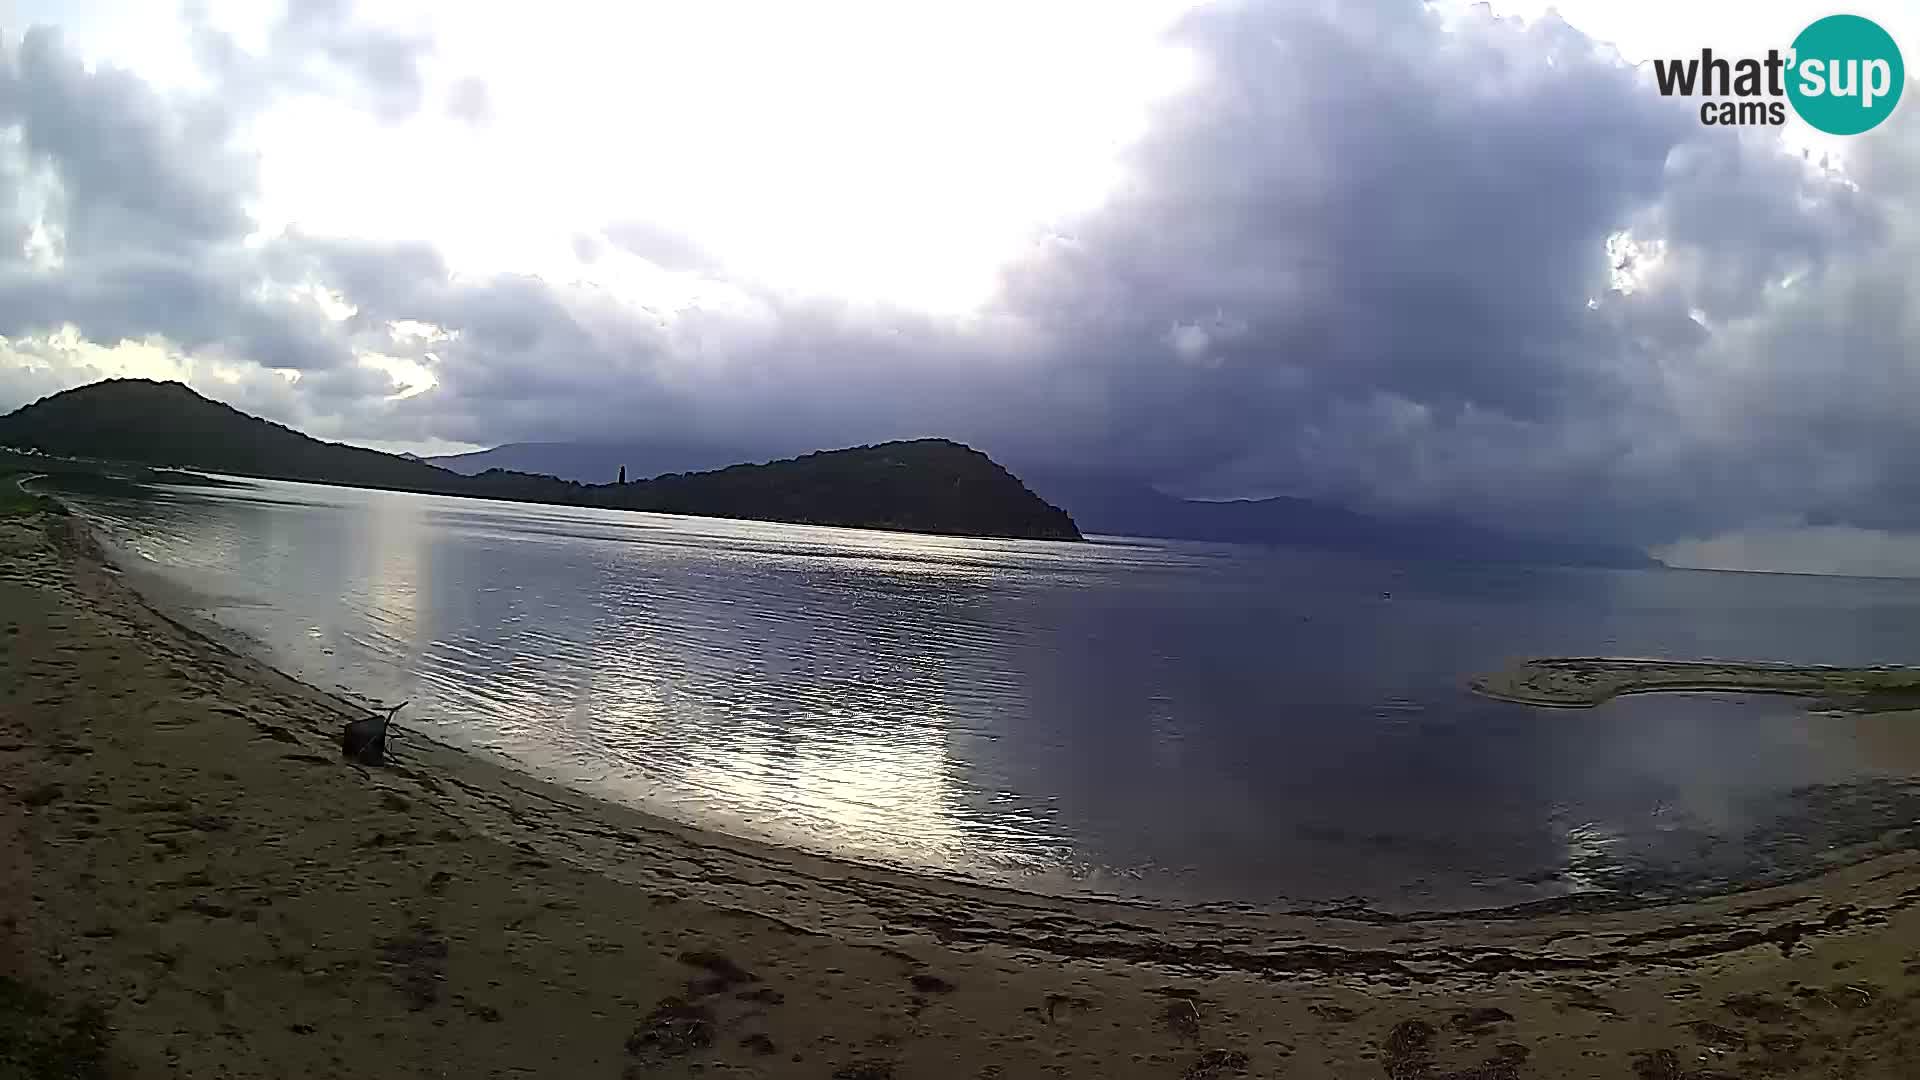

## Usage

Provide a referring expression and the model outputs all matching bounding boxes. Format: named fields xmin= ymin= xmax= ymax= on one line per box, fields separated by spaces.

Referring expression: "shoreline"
xmin=10 ymin=510 xmax=1920 ymax=1076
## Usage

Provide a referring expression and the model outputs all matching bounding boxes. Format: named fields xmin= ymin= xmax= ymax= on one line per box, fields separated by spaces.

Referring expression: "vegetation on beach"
xmin=0 ymin=472 xmax=56 ymax=518
xmin=0 ymin=479 xmax=36 ymax=516
xmin=0 ymin=977 xmax=112 ymax=1080
xmin=1472 ymin=656 xmax=1920 ymax=712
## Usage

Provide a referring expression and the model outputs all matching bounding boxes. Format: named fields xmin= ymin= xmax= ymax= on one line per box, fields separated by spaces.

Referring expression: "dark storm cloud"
xmin=934 ymin=1 xmax=1903 ymax=546
xmin=5 ymin=0 xmax=1920 ymax=552
xmin=982 ymin=4 xmax=1701 ymax=490
xmin=1559 ymin=115 xmax=1913 ymax=541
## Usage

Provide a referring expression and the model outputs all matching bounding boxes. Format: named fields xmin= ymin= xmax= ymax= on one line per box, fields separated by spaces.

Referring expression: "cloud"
xmin=976 ymin=4 xmax=1701 ymax=497
xmin=3 ymin=26 xmax=253 ymax=257
xmin=444 ymin=76 xmax=492 ymax=127
xmin=187 ymin=0 xmax=434 ymax=124
xmin=0 ymin=253 xmax=346 ymax=371
xmin=1659 ymin=522 xmax=1920 ymax=578
xmin=569 ymin=232 xmax=604 ymax=264
xmin=5 ymin=0 xmax=1920 ymax=561
xmin=0 ymin=28 xmax=350 ymax=372
xmin=601 ymin=221 xmax=722 ymax=275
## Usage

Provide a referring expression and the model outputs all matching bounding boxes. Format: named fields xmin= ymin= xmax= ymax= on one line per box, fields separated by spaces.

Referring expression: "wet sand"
xmin=6 ymin=509 xmax=1920 ymax=1078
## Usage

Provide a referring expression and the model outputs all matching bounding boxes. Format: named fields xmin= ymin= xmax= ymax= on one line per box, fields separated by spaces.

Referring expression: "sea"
xmin=48 ymin=475 xmax=1920 ymax=913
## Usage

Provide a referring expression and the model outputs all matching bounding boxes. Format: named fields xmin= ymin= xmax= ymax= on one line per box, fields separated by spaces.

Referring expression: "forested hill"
xmin=0 ymin=379 xmax=462 ymax=492
xmin=0 ymin=380 xmax=1081 ymax=541
xmin=607 ymin=440 xmax=1080 ymax=540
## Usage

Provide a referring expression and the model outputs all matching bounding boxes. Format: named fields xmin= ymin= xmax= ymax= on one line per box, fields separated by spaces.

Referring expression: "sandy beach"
xmin=6 ymin=509 xmax=1920 ymax=1078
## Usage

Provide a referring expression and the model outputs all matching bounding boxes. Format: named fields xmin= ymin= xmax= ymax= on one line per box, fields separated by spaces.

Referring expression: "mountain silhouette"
xmin=0 ymin=380 xmax=1080 ymax=541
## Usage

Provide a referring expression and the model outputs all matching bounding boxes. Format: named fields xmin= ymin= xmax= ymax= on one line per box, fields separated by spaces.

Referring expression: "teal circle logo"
xmin=1787 ymin=15 xmax=1904 ymax=135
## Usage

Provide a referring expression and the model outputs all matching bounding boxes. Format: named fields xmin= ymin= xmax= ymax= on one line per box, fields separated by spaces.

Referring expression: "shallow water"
xmin=53 ymin=475 xmax=1920 ymax=912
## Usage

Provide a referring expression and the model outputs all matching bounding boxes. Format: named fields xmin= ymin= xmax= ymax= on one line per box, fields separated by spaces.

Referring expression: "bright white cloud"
xmin=165 ymin=0 xmax=1204 ymax=313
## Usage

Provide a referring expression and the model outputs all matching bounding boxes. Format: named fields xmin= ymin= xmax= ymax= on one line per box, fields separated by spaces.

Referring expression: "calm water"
xmin=53 ymin=476 xmax=1920 ymax=911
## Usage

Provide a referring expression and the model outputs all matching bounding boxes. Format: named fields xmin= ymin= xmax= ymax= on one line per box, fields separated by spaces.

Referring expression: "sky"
xmin=2 ymin=0 xmax=1920 ymax=572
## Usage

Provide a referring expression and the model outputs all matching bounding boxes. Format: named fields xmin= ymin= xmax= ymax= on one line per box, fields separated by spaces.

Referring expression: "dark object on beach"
xmin=625 ymin=997 xmax=714 ymax=1060
xmin=1630 ymin=1050 xmax=1685 ymax=1080
xmin=0 ymin=976 xmax=113 ymax=1080
xmin=21 ymin=783 xmax=63 ymax=808
xmin=1161 ymin=997 xmax=1203 ymax=1039
xmin=1383 ymin=1019 xmax=1435 ymax=1080
xmin=342 ymin=702 xmax=406 ymax=765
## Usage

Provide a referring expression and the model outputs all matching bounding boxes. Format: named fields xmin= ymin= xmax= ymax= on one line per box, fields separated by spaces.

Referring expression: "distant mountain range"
xmin=0 ymin=381 xmax=1080 ymax=541
xmin=431 ymin=440 xmax=801 ymax=484
xmin=1014 ymin=468 xmax=1656 ymax=568
xmin=431 ymin=440 xmax=1657 ymax=568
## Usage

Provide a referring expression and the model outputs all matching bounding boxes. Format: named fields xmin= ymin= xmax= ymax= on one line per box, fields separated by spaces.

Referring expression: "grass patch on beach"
xmin=0 ymin=476 xmax=37 ymax=515
xmin=0 ymin=472 xmax=56 ymax=518
xmin=0 ymin=976 xmax=112 ymax=1080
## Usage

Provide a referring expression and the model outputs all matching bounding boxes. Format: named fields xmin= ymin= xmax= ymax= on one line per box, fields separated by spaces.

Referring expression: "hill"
xmin=611 ymin=441 xmax=1077 ymax=539
xmin=0 ymin=379 xmax=466 ymax=493
xmin=0 ymin=381 xmax=1081 ymax=541
xmin=433 ymin=439 xmax=1654 ymax=568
